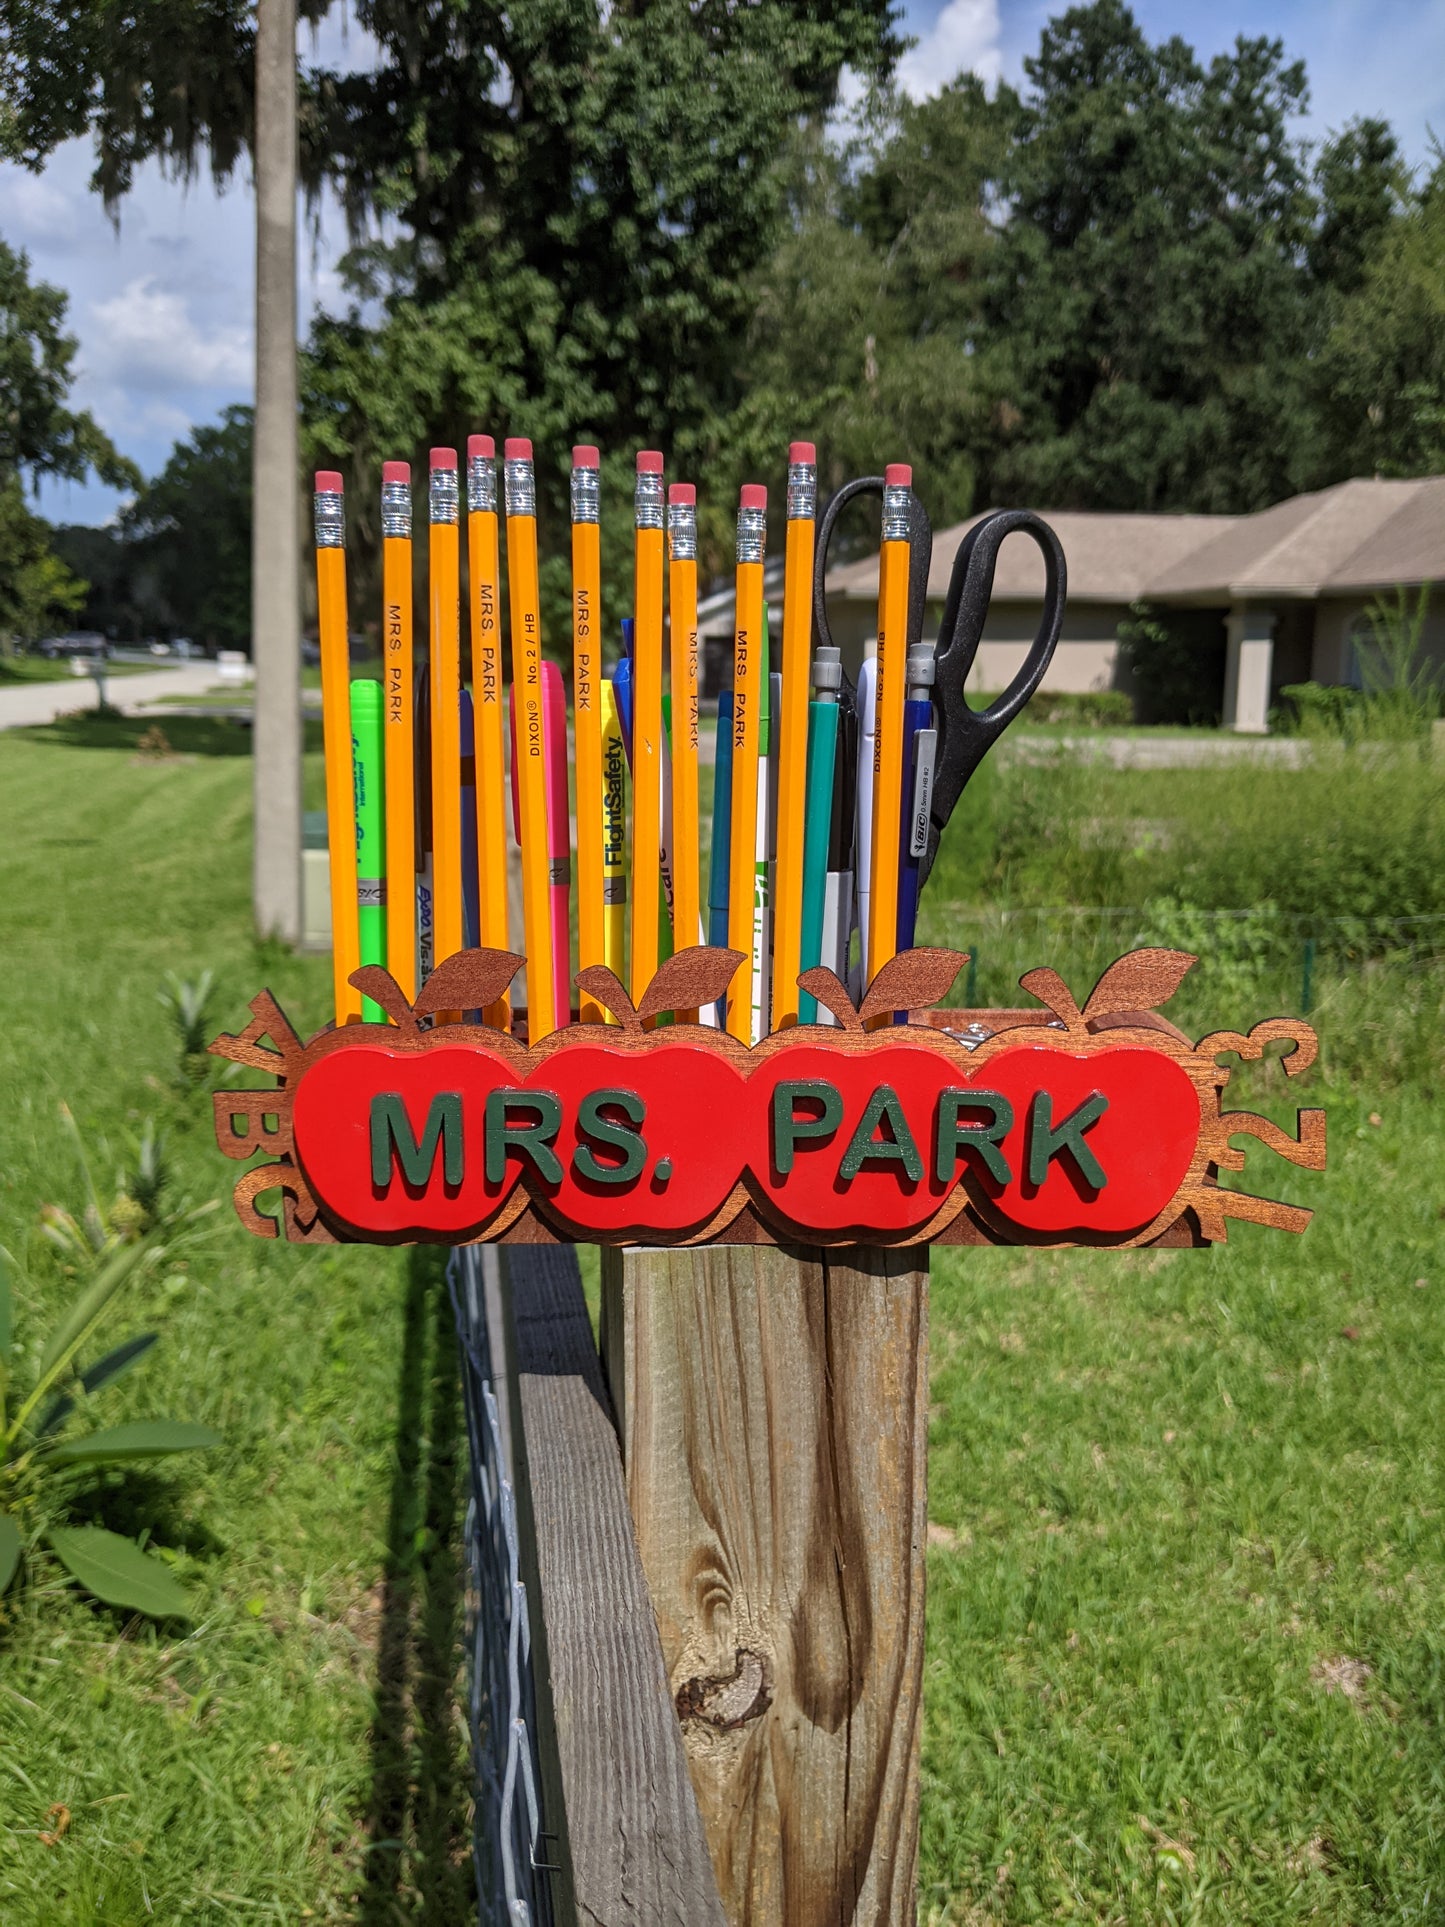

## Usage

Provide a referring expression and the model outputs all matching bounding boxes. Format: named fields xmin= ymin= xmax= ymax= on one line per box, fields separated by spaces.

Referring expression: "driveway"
xmin=0 ymin=661 xmax=228 ymax=730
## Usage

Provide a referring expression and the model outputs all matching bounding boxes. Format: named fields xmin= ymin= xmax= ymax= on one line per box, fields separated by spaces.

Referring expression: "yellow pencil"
xmin=313 ymin=470 xmax=361 ymax=1028
xmin=630 ymin=450 xmax=665 ymax=1006
xmin=466 ymin=433 xmax=510 ymax=1027
xmin=771 ymin=439 xmax=816 ymax=1031
xmin=667 ymin=481 xmax=701 ymax=1017
xmin=600 ymin=678 xmax=628 ymax=1015
xmin=727 ymin=483 xmax=767 ymax=1041
xmin=428 ymin=449 xmax=464 ymax=997
xmin=867 ymin=461 xmax=913 ymax=1008
xmin=503 ymin=437 xmax=556 ymax=1041
xmin=380 ymin=461 xmax=416 ymax=1004
xmin=571 ymin=445 xmax=605 ymax=1022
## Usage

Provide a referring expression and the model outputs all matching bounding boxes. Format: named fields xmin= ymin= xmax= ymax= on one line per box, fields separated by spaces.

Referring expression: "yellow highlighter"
xmin=771 ymin=440 xmax=816 ymax=1031
xmin=600 ymin=678 xmax=628 ymax=1015
xmin=503 ymin=437 xmax=556 ymax=1042
xmin=630 ymin=450 xmax=666 ymax=1007
xmin=380 ymin=461 xmax=416 ymax=1004
xmin=428 ymin=447 xmax=464 ymax=991
xmin=313 ymin=470 xmax=361 ymax=1028
xmin=866 ymin=461 xmax=913 ymax=1011
xmin=571 ymin=446 xmax=606 ymax=1022
xmin=726 ymin=483 xmax=767 ymax=1041
xmin=667 ymin=481 xmax=702 ymax=1016
xmin=466 ymin=434 xmax=510 ymax=1027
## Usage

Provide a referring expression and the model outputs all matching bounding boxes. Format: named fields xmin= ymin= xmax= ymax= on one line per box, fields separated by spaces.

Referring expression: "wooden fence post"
xmin=600 ymin=1244 xmax=929 ymax=1927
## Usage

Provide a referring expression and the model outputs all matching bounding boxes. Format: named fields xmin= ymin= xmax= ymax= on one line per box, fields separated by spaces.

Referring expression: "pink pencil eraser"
xmin=467 ymin=434 xmax=494 ymax=461
xmin=315 ymin=470 xmax=343 ymax=492
xmin=572 ymin=444 xmax=600 ymax=467
xmin=505 ymin=436 xmax=533 ymax=461
xmin=740 ymin=483 xmax=767 ymax=510
xmin=669 ymin=482 xmax=696 ymax=505
xmin=637 ymin=449 xmax=664 ymax=473
xmin=430 ymin=447 xmax=457 ymax=469
xmin=789 ymin=441 xmax=816 ymax=464
xmin=382 ymin=460 xmax=409 ymax=484
xmin=884 ymin=462 xmax=912 ymax=487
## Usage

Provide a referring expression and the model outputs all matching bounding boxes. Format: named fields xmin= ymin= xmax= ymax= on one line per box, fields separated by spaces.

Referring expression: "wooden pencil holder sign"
xmin=209 ymin=942 xmax=1325 ymax=1249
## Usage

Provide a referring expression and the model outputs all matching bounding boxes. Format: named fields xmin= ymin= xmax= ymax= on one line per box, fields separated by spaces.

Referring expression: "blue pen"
xmin=707 ymin=690 xmax=735 ymax=1020
xmin=613 ymin=630 xmax=635 ymax=763
xmin=895 ymin=642 xmax=937 ymax=965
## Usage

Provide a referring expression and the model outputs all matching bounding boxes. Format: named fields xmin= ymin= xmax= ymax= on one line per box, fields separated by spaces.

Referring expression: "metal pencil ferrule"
xmin=634 ymin=470 xmax=664 ymax=531
xmin=313 ymin=491 xmax=345 ymax=549
xmin=429 ymin=468 xmax=459 ymax=525
xmin=571 ymin=466 xmax=600 ymax=524
xmin=667 ymin=502 xmax=697 ymax=561
xmin=736 ymin=505 xmax=766 ymax=565
xmin=468 ymin=455 xmax=497 ymax=515
xmin=786 ymin=463 xmax=817 ymax=521
xmin=380 ymin=482 xmax=411 ymax=540
xmin=882 ymin=482 xmax=911 ymax=542
xmin=505 ymin=459 xmax=535 ymax=518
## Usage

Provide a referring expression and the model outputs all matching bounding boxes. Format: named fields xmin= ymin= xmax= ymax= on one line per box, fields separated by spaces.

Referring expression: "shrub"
xmin=1028 ymin=688 xmax=1134 ymax=727
xmin=1117 ymin=601 xmax=1225 ymax=725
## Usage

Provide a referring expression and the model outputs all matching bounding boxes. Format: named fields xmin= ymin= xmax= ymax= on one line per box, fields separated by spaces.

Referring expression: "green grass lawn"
xmin=0 ymin=718 xmax=1440 ymax=1922
xmin=0 ymin=657 xmax=155 ymax=686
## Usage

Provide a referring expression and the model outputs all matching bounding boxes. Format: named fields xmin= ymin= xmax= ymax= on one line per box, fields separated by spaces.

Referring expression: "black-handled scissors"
xmin=813 ymin=481 xmax=1067 ymax=889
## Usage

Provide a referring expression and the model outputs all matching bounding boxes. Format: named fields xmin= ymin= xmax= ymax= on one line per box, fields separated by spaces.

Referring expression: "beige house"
xmin=819 ymin=475 xmax=1445 ymax=731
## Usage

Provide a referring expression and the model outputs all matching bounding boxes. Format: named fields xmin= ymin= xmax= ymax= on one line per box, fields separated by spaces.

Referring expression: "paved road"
xmin=0 ymin=661 xmax=228 ymax=730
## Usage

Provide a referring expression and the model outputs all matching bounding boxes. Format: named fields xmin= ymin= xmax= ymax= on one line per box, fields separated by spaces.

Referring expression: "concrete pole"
xmin=251 ymin=0 xmax=302 ymax=942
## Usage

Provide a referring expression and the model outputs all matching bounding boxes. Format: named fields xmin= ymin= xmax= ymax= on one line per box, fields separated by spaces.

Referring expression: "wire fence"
xmin=915 ymin=905 xmax=1445 ymax=1015
xmin=448 ymin=1246 xmax=555 ymax=1926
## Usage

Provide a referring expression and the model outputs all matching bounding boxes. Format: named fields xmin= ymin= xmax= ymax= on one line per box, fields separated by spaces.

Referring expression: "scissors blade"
xmin=920 ymin=508 xmax=1067 ymax=890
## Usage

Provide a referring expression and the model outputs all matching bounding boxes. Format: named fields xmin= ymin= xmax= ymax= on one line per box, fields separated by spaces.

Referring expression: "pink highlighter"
xmin=509 ymin=666 xmax=572 ymax=1029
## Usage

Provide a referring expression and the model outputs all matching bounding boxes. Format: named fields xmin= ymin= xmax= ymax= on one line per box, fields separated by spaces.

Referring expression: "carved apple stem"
xmin=1018 ymin=966 xmax=1086 ymax=1033
xmin=796 ymin=966 xmax=863 ymax=1033
xmin=574 ymin=965 xmax=643 ymax=1033
xmin=348 ymin=966 xmax=421 ymax=1036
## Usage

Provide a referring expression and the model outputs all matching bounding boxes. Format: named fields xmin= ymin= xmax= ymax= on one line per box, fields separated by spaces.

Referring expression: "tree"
xmin=1314 ymin=161 xmax=1445 ymax=477
xmin=0 ymin=239 xmax=134 ymax=647
xmin=974 ymin=0 xmax=1320 ymax=513
xmin=123 ymin=407 xmax=254 ymax=649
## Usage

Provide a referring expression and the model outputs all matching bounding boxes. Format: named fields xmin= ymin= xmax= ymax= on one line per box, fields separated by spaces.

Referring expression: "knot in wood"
xmin=675 ymin=1648 xmax=771 ymax=1730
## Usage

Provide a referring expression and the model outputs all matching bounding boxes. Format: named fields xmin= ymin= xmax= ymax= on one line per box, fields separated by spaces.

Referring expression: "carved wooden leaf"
xmin=573 ymin=965 xmax=637 ymax=1027
xmin=858 ymin=947 xmax=969 ymax=1022
xmin=413 ymin=948 xmax=525 ymax=1019
xmin=348 ymin=966 xmax=414 ymax=1027
xmin=1019 ymin=966 xmax=1083 ymax=1027
xmin=637 ymin=946 xmax=746 ymax=1020
xmin=1082 ymin=948 xmax=1197 ymax=1022
xmin=796 ymin=966 xmax=861 ymax=1030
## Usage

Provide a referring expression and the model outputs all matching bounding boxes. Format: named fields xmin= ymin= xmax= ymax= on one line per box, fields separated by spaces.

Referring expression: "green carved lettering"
xmin=935 ymin=1088 xmax=1014 ymax=1186
xmin=1027 ymin=1090 xmax=1108 ymax=1191
xmin=370 ymin=1092 xmax=464 ymax=1189
xmin=485 ymin=1088 xmax=564 ymax=1185
xmin=574 ymin=1088 xmax=648 ymax=1185
xmin=772 ymin=1079 xmax=844 ymax=1177
xmin=839 ymin=1084 xmax=923 ymax=1184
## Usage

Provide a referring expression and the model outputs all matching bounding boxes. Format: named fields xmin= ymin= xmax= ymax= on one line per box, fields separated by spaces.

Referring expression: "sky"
xmin=6 ymin=0 xmax=1443 ymax=528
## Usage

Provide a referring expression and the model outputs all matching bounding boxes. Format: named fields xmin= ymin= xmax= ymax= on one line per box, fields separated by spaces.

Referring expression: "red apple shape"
xmin=292 ymin=1038 xmax=520 ymax=1239
xmin=748 ymin=1039 xmax=962 ymax=1238
xmin=522 ymin=1038 xmax=750 ymax=1236
xmin=978 ymin=1043 xmax=1201 ymax=1236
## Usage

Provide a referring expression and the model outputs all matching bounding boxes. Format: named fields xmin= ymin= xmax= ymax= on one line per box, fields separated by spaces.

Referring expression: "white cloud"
xmin=87 ymin=277 xmax=252 ymax=393
xmin=896 ymin=0 xmax=1003 ymax=100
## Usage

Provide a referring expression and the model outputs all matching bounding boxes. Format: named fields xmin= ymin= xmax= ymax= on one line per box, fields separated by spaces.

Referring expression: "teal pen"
xmin=798 ymin=644 xmax=841 ymax=1022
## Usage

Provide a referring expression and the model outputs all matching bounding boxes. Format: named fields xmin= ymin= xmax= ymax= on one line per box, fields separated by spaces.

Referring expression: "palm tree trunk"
xmin=251 ymin=0 xmax=302 ymax=942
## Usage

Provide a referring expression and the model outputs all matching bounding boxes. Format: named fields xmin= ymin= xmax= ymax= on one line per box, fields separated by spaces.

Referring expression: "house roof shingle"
xmin=823 ymin=475 xmax=1445 ymax=605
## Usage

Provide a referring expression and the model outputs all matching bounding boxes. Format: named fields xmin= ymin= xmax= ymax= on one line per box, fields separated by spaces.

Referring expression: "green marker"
xmin=351 ymin=678 xmax=387 ymax=1021
xmin=798 ymin=644 xmax=841 ymax=1022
